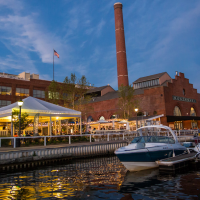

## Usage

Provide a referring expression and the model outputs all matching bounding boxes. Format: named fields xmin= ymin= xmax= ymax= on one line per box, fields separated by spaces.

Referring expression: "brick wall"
xmin=164 ymin=72 xmax=199 ymax=116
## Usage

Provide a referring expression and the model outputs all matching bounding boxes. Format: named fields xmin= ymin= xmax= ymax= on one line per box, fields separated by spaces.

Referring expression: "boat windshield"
xmin=131 ymin=136 xmax=175 ymax=144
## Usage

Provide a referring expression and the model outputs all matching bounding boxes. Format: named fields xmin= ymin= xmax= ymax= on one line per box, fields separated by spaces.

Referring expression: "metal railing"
xmin=0 ymin=130 xmax=197 ymax=148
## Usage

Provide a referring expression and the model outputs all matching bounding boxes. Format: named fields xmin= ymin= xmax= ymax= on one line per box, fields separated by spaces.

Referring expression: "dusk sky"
xmin=0 ymin=0 xmax=200 ymax=90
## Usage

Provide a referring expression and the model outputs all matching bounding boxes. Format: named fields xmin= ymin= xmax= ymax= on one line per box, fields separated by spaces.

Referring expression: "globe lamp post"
xmin=134 ymin=107 xmax=138 ymax=130
xmin=18 ymin=99 xmax=23 ymax=136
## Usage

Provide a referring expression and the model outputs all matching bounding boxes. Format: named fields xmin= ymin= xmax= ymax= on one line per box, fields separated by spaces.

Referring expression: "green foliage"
xmin=62 ymin=73 xmax=92 ymax=118
xmin=71 ymin=136 xmax=89 ymax=142
xmin=117 ymin=84 xmax=137 ymax=119
xmin=62 ymin=73 xmax=77 ymax=109
xmin=46 ymin=80 xmax=61 ymax=104
xmin=153 ymin=110 xmax=157 ymax=115
xmin=1 ymin=137 xmax=11 ymax=147
xmin=12 ymin=110 xmax=32 ymax=131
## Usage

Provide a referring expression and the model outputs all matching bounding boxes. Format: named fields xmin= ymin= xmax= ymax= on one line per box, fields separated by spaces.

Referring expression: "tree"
xmin=117 ymin=84 xmax=137 ymax=119
xmin=62 ymin=73 xmax=77 ymax=109
xmin=12 ymin=110 xmax=32 ymax=131
xmin=62 ymin=73 xmax=91 ymax=110
xmin=46 ymin=80 xmax=61 ymax=105
xmin=75 ymin=94 xmax=94 ymax=122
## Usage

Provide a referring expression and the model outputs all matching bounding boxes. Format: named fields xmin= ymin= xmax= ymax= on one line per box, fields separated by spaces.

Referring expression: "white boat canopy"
xmin=137 ymin=125 xmax=178 ymax=143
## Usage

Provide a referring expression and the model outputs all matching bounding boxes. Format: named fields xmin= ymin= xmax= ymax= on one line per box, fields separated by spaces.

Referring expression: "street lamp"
xmin=134 ymin=107 xmax=138 ymax=130
xmin=18 ymin=99 xmax=23 ymax=136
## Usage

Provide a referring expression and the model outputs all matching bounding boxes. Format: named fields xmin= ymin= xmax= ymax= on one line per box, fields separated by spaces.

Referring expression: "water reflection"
xmin=0 ymin=156 xmax=199 ymax=199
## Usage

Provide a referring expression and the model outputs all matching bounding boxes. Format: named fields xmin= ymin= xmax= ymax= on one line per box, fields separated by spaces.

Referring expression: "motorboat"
xmin=115 ymin=125 xmax=187 ymax=171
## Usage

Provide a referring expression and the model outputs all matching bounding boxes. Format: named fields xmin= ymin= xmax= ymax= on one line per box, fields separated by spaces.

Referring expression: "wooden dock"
xmin=156 ymin=152 xmax=200 ymax=173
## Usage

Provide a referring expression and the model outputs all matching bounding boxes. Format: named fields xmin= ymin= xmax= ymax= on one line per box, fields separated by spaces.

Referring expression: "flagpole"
xmin=53 ymin=49 xmax=54 ymax=81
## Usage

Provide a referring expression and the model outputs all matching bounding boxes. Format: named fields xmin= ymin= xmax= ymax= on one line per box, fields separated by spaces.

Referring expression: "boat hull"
xmin=122 ymin=161 xmax=158 ymax=171
xmin=116 ymin=149 xmax=186 ymax=171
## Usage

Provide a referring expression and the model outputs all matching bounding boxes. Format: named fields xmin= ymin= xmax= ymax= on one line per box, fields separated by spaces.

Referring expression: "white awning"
xmin=146 ymin=114 xmax=164 ymax=121
xmin=0 ymin=96 xmax=81 ymax=118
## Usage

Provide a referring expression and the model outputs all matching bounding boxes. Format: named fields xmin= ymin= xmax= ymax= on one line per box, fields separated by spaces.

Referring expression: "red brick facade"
xmin=0 ymin=77 xmax=63 ymax=104
xmin=86 ymin=72 xmax=200 ymax=129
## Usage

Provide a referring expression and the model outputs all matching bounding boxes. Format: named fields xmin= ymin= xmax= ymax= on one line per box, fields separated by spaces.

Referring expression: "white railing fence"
xmin=0 ymin=129 xmax=197 ymax=148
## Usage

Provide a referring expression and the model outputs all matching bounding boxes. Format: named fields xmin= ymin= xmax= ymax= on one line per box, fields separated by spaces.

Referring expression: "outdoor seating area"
xmin=0 ymin=96 xmax=82 ymax=137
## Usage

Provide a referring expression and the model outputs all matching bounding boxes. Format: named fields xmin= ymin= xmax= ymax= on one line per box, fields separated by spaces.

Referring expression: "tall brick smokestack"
xmin=114 ymin=2 xmax=129 ymax=88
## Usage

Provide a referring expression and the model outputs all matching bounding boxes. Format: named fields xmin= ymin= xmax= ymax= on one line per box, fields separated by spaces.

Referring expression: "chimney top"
xmin=114 ymin=2 xmax=122 ymax=5
xmin=114 ymin=2 xmax=122 ymax=9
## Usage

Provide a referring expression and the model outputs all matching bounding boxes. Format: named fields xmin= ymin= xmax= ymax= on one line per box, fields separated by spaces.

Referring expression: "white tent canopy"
xmin=0 ymin=96 xmax=81 ymax=118
xmin=0 ymin=97 xmax=82 ymax=135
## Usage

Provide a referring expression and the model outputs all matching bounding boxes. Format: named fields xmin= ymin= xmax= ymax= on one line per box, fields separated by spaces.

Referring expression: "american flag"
xmin=54 ymin=50 xmax=59 ymax=58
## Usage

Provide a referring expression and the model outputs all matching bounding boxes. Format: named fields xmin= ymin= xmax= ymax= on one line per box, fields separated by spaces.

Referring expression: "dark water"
xmin=0 ymin=156 xmax=200 ymax=200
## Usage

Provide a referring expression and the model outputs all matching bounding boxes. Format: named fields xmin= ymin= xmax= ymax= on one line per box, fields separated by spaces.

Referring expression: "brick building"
xmin=0 ymin=71 xmax=64 ymax=107
xmin=85 ymin=72 xmax=200 ymax=130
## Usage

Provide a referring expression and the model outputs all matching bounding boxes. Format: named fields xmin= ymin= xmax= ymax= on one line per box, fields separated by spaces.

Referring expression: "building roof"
xmin=161 ymin=79 xmax=171 ymax=86
xmin=88 ymin=88 xmax=144 ymax=103
xmin=129 ymin=114 xmax=164 ymax=121
xmin=133 ymin=72 xmax=167 ymax=84
xmin=89 ymin=91 xmax=119 ymax=103
xmin=86 ymin=85 xmax=112 ymax=94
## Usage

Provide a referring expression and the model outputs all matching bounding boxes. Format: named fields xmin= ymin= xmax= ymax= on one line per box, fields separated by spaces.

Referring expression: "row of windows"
xmin=0 ymin=86 xmax=12 ymax=95
xmin=173 ymin=106 xmax=196 ymax=116
xmin=0 ymin=86 xmax=60 ymax=100
xmin=33 ymin=90 xmax=45 ymax=98
xmin=16 ymin=88 xmax=29 ymax=97
xmin=48 ymin=91 xmax=59 ymax=99
xmin=134 ymin=79 xmax=159 ymax=89
xmin=0 ymin=100 xmax=11 ymax=108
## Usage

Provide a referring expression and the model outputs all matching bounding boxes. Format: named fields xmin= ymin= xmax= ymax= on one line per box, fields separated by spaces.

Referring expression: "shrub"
xmin=1 ymin=138 xmax=11 ymax=147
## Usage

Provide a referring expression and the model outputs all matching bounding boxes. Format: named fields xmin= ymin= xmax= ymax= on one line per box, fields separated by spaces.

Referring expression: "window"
xmin=16 ymin=88 xmax=29 ymax=96
xmin=190 ymin=107 xmax=196 ymax=116
xmin=183 ymin=89 xmax=185 ymax=96
xmin=0 ymin=86 xmax=11 ymax=95
xmin=110 ymin=115 xmax=118 ymax=119
xmin=48 ymin=91 xmax=59 ymax=99
xmin=174 ymin=121 xmax=183 ymax=130
xmin=33 ymin=90 xmax=45 ymax=98
xmin=87 ymin=116 xmax=94 ymax=122
xmin=155 ymin=79 xmax=159 ymax=85
xmin=191 ymin=121 xmax=197 ymax=129
xmin=0 ymin=100 xmax=11 ymax=108
xmin=173 ymin=106 xmax=181 ymax=116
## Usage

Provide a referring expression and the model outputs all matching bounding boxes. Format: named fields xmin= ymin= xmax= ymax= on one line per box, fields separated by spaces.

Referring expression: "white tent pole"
xmin=50 ymin=116 xmax=52 ymax=136
xmin=59 ymin=120 xmax=61 ymax=134
xmin=67 ymin=119 xmax=68 ymax=134
xmin=80 ymin=117 xmax=82 ymax=135
xmin=48 ymin=121 xmax=49 ymax=135
xmin=11 ymin=121 xmax=13 ymax=137
xmin=41 ymin=121 xmax=43 ymax=135
xmin=54 ymin=121 xmax=56 ymax=135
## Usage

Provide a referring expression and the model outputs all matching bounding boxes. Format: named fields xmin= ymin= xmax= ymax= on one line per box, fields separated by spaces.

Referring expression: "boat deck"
xmin=157 ymin=152 xmax=197 ymax=166
xmin=156 ymin=152 xmax=200 ymax=172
